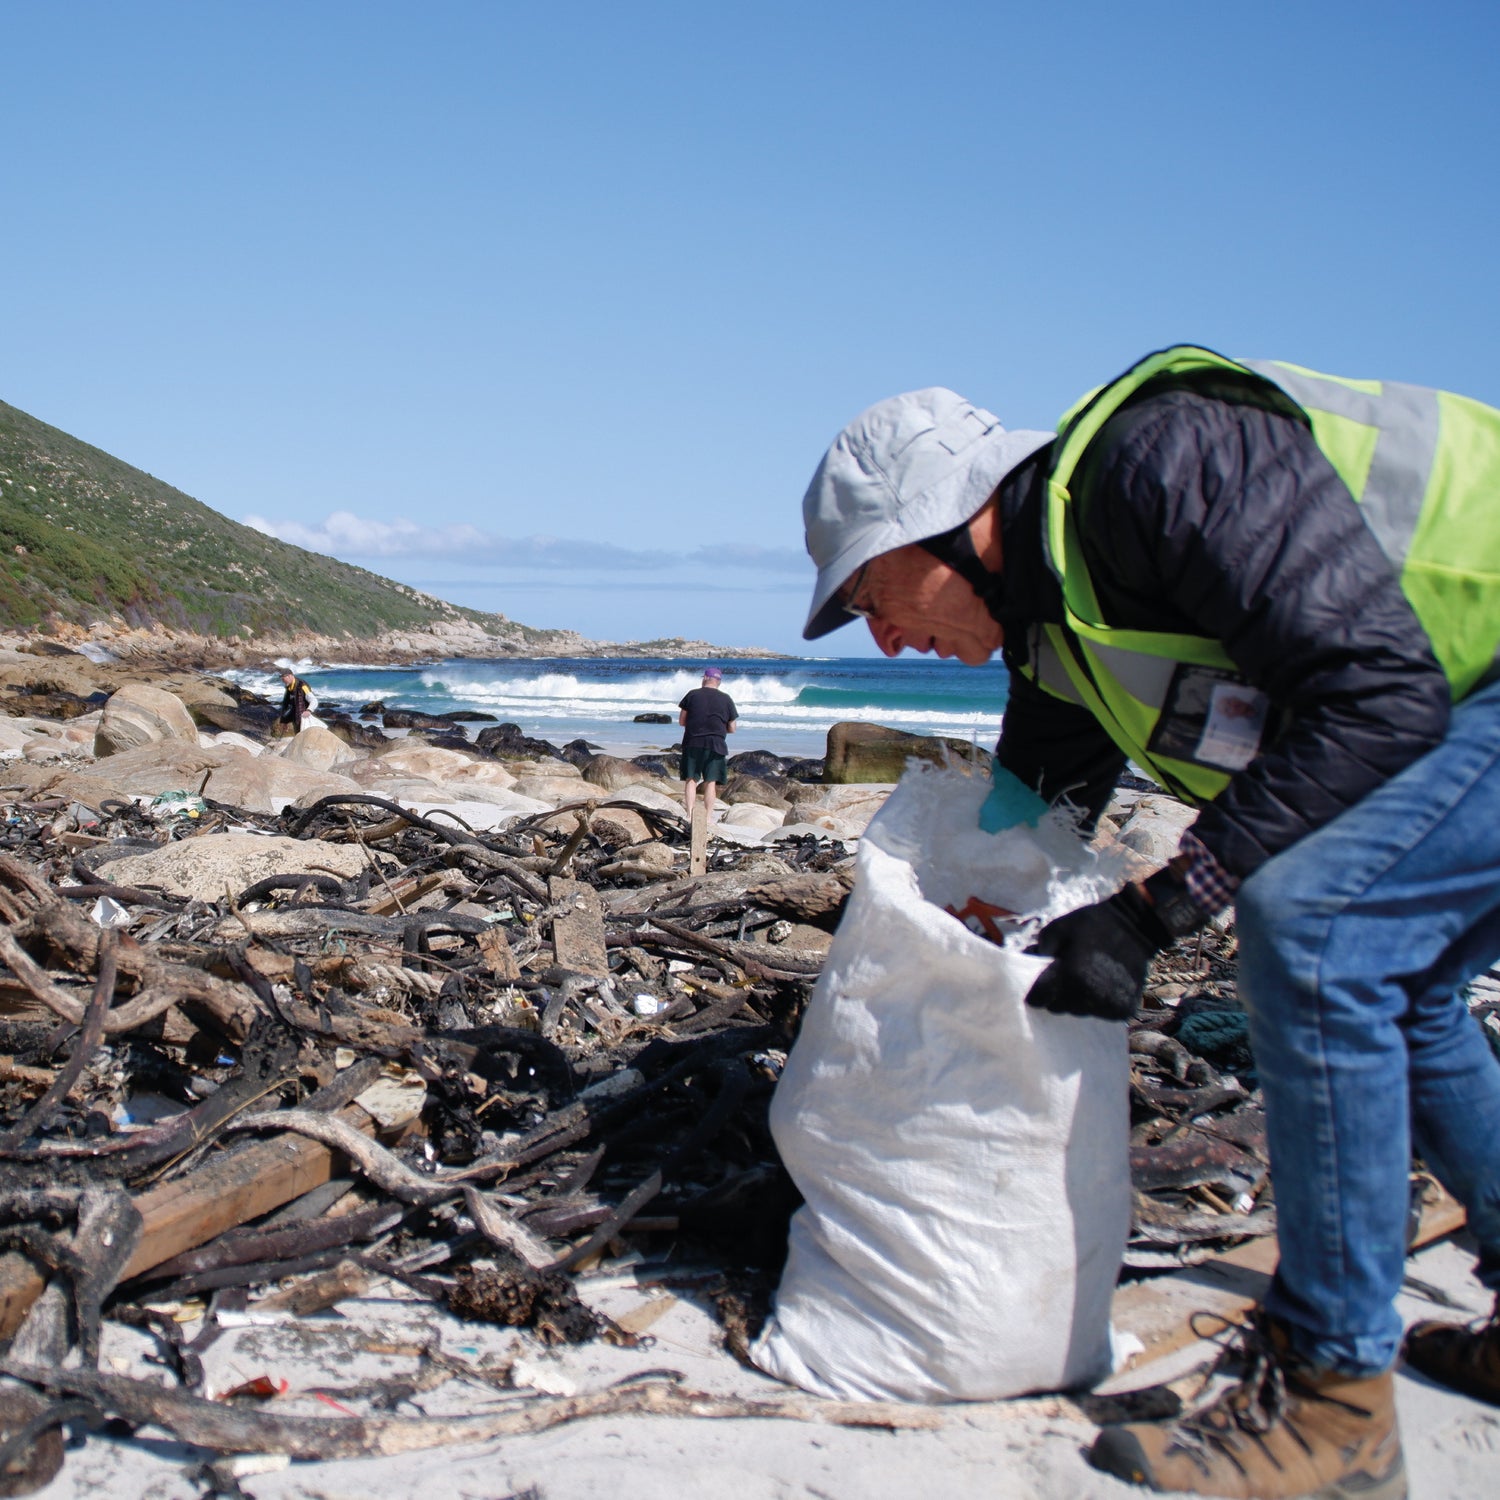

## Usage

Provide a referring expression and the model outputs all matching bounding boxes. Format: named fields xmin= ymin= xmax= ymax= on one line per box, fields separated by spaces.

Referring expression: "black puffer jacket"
xmin=994 ymin=369 xmax=1452 ymax=882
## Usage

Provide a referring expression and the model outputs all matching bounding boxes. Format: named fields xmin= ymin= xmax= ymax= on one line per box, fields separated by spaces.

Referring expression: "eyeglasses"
xmin=840 ymin=561 xmax=878 ymax=620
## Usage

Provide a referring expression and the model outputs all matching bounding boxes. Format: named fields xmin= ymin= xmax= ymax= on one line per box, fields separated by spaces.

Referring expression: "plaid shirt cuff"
xmin=1178 ymin=829 xmax=1238 ymax=917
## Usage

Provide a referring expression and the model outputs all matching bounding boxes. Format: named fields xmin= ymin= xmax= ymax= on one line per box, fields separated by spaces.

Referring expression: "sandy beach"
xmin=23 ymin=1237 xmax=1499 ymax=1498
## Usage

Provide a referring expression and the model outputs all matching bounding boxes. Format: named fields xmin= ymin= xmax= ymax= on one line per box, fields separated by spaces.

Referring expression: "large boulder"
xmin=369 ymin=743 xmax=488 ymax=782
xmin=559 ymin=738 xmax=606 ymax=769
xmin=630 ymin=752 xmax=680 ymax=778
xmin=97 ymin=833 xmax=371 ymax=903
xmin=444 ymin=761 xmax=517 ymax=792
xmin=52 ymin=741 xmax=242 ymax=799
xmin=722 ymin=774 xmax=792 ymax=812
xmin=191 ymin=701 xmax=279 ymax=739
xmin=581 ymin=754 xmax=655 ymax=792
xmin=475 ymin=723 xmax=563 ymax=760
xmin=782 ymin=757 xmax=826 ymax=783
xmin=727 ymin=749 xmax=786 ymax=778
xmin=349 ymin=769 xmax=552 ymax=816
xmin=380 ymin=709 xmax=456 ymax=730
xmin=720 ymin=803 xmax=784 ymax=833
xmin=823 ymin=721 xmax=984 ymax=784
xmin=510 ymin=775 xmax=600 ymax=806
xmin=153 ymin=674 xmax=240 ymax=721
xmin=95 ymin=683 xmax=200 ymax=757
xmin=785 ymin=784 xmax=893 ymax=836
xmin=326 ymin=717 xmax=389 ymax=750
xmin=279 ymin=725 xmax=351 ymax=772
xmin=200 ymin=758 xmax=363 ymax=816
xmin=599 ymin=782 xmax=687 ymax=818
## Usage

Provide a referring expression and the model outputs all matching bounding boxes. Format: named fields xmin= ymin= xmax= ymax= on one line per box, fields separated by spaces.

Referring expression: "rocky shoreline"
xmin=0 ymin=616 xmax=784 ymax=677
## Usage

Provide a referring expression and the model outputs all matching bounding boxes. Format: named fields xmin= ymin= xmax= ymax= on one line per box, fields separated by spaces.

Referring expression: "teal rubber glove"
xmin=978 ymin=757 xmax=1049 ymax=833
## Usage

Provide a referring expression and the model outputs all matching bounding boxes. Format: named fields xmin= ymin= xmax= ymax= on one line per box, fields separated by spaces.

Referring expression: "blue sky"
xmin=3 ymin=1 xmax=1497 ymax=655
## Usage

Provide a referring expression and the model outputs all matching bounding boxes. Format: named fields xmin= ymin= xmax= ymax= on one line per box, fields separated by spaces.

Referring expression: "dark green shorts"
xmin=681 ymin=745 xmax=728 ymax=785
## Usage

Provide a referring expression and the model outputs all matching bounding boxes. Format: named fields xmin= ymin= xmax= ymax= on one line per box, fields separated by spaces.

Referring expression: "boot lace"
xmin=1164 ymin=1314 xmax=1378 ymax=1480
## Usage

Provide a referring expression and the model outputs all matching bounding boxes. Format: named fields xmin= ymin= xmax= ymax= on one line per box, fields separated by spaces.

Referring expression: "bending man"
xmin=800 ymin=350 xmax=1500 ymax=1500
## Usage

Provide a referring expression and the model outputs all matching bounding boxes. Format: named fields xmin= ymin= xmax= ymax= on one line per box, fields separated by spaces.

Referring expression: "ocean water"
xmin=225 ymin=656 xmax=1011 ymax=760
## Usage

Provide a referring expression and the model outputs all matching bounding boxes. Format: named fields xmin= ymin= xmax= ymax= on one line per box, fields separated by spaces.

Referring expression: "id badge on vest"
xmin=1146 ymin=665 xmax=1270 ymax=773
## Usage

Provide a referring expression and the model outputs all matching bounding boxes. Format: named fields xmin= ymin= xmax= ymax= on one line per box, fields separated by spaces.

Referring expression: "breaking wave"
xmin=222 ymin=656 xmax=1008 ymax=756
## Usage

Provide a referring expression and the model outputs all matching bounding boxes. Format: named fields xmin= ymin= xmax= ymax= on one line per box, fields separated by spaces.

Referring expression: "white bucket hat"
xmin=801 ymin=388 xmax=1052 ymax=640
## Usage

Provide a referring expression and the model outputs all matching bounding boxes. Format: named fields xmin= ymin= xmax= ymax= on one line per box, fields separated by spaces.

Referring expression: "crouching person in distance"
xmin=799 ymin=350 xmax=1500 ymax=1499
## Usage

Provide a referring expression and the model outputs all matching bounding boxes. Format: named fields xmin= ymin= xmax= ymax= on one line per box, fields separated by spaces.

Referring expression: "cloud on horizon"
xmin=244 ymin=510 xmax=807 ymax=574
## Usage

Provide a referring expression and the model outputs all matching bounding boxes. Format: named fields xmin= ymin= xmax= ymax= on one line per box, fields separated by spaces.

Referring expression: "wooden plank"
xmin=0 ymin=1101 xmax=378 ymax=1339
xmin=366 ymin=871 xmax=450 ymax=917
xmin=119 ymin=1101 xmax=378 ymax=1280
xmin=690 ymin=802 xmax=708 ymax=877
xmin=1113 ymin=1189 xmax=1467 ymax=1372
xmin=548 ymin=876 xmax=609 ymax=976
xmin=475 ymin=924 xmax=520 ymax=982
xmin=0 ymin=1257 xmax=45 ymax=1340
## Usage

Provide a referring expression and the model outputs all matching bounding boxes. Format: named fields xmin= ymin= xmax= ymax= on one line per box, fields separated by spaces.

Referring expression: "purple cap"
xmin=703 ymin=666 xmax=723 ymax=680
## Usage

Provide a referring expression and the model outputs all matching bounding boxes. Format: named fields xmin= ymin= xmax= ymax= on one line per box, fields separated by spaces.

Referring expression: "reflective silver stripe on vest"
xmin=1089 ymin=639 xmax=1181 ymax=709
xmin=1036 ymin=630 xmax=1181 ymax=711
xmin=1240 ymin=360 xmax=1440 ymax=567
xmin=1032 ymin=631 xmax=1084 ymax=703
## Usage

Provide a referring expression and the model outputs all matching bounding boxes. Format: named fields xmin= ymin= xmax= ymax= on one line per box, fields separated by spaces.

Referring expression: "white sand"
xmin=34 ymin=1236 xmax=1498 ymax=1499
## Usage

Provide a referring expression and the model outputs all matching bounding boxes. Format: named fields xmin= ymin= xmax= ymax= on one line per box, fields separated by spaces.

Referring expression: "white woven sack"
xmin=752 ymin=761 xmax=1131 ymax=1402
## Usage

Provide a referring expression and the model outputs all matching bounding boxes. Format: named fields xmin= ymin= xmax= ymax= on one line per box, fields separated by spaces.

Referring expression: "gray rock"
xmin=823 ymin=720 xmax=985 ymax=783
xmin=94 ymin=683 xmax=200 ymax=757
xmin=97 ymin=832 xmax=371 ymax=902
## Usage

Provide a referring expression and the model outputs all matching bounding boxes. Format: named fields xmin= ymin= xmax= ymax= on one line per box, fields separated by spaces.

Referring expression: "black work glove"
xmin=1026 ymin=883 xmax=1176 ymax=1023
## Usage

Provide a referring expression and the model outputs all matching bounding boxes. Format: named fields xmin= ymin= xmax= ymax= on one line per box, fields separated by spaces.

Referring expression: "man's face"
xmin=848 ymin=545 xmax=1002 ymax=666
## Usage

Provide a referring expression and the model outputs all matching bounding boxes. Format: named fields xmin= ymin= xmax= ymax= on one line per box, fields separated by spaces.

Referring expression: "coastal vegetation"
xmin=0 ymin=397 xmax=564 ymax=646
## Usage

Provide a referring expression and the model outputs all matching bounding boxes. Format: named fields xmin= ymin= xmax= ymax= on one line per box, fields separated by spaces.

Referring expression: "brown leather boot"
xmin=1088 ymin=1315 xmax=1406 ymax=1499
xmin=1403 ymin=1298 xmax=1500 ymax=1406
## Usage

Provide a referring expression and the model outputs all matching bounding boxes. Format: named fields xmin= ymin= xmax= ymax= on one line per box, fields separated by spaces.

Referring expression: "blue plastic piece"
xmin=977 ymin=758 xmax=1049 ymax=832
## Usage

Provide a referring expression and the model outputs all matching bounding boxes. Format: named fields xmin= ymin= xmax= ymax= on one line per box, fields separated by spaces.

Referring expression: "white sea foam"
xmin=417 ymin=668 xmax=803 ymax=708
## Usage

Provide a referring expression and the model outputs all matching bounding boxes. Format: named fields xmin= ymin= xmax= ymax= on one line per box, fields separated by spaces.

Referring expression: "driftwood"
xmin=0 ymin=1363 xmax=938 ymax=1459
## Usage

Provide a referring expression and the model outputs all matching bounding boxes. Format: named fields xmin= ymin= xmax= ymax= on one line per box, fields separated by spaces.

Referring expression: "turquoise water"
xmin=225 ymin=656 xmax=1011 ymax=759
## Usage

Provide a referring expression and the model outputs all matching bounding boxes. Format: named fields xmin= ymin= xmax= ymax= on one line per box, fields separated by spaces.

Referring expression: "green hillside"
xmin=0 ymin=398 xmax=557 ymax=644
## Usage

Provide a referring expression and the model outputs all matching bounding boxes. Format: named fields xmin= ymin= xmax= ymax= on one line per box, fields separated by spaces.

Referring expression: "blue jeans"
xmin=1236 ymin=676 xmax=1500 ymax=1376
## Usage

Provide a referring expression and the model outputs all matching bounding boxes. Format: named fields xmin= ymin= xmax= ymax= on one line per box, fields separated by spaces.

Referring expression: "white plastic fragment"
xmin=89 ymin=895 xmax=131 ymax=930
xmin=218 ymin=1455 xmax=292 ymax=1479
xmin=510 ymin=1357 xmax=578 ymax=1397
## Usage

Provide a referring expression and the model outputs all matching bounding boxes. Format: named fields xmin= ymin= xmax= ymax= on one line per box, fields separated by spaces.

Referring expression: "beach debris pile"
xmin=0 ymin=756 xmax=888 ymax=1485
xmin=0 ymin=670 xmax=1429 ymax=1484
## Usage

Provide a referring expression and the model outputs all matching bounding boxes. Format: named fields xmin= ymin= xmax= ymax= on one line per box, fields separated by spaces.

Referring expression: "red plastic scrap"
xmin=215 ymin=1375 xmax=289 ymax=1402
xmin=944 ymin=895 xmax=1018 ymax=946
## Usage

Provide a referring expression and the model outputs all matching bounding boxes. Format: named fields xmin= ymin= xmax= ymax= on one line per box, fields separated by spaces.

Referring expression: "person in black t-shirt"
xmin=677 ymin=666 xmax=738 ymax=821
